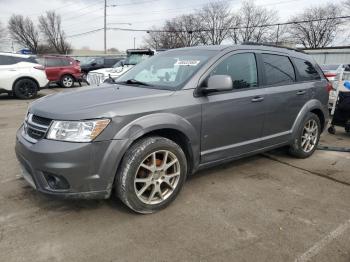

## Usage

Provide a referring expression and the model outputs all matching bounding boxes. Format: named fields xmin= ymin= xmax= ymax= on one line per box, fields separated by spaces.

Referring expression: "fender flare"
xmin=291 ymin=99 xmax=328 ymax=138
xmin=113 ymin=113 xmax=200 ymax=169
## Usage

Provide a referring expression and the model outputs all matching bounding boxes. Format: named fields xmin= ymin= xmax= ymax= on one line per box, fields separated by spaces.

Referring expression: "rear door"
xmin=0 ymin=55 xmax=18 ymax=89
xmin=200 ymin=52 xmax=266 ymax=163
xmin=44 ymin=57 xmax=62 ymax=81
xmin=258 ymin=53 xmax=312 ymax=147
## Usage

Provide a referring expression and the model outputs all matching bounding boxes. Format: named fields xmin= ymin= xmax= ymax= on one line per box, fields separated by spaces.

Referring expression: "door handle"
xmin=296 ymin=90 xmax=306 ymax=95
xmin=251 ymin=96 xmax=264 ymax=102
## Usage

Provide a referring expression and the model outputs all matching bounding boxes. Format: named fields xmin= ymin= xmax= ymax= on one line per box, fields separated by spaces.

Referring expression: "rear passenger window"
xmin=262 ymin=54 xmax=295 ymax=85
xmin=210 ymin=53 xmax=258 ymax=89
xmin=0 ymin=55 xmax=17 ymax=65
xmin=293 ymin=58 xmax=321 ymax=81
xmin=59 ymin=59 xmax=72 ymax=66
xmin=46 ymin=58 xmax=61 ymax=67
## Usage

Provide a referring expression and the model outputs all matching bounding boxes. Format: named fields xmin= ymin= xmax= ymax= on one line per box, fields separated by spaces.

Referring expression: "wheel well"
xmin=12 ymin=77 xmax=39 ymax=91
xmin=135 ymin=129 xmax=194 ymax=175
xmin=311 ymin=109 xmax=325 ymax=131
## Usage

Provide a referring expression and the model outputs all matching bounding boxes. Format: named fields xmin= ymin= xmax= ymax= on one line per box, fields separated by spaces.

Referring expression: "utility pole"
xmin=133 ymin=37 xmax=136 ymax=49
xmin=104 ymin=0 xmax=107 ymax=54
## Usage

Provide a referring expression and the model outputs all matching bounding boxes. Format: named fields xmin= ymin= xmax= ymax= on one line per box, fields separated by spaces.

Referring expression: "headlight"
xmin=46 ymin=119 xmax=110 ymax=142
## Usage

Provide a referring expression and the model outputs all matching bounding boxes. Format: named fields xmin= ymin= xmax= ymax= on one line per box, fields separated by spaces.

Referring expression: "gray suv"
xmin=15 ymin=45 xmax=329 ymax=213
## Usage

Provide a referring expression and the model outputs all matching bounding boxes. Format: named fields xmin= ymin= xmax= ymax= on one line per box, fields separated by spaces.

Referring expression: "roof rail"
xmin=242 ymin=42 xmax=305 ymax=54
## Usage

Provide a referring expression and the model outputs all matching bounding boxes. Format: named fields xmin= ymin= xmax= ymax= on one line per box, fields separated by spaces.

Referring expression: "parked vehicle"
xmin=0 ymin=52 xmax=48 ymax=99
xmin=16 ymin=45 xmax=329 ymax=213
xmin=37 ymin=55 xmax=82 ymax=88
xmin=320 ymin=64 xmax=350 ymax=108
xmin=320 ymin=64 xmax=350 ymax=82
xmin=80 ymin=56 xmax=124 ymax=79
xmin=87 ymin=49 xmax=155 ymax=86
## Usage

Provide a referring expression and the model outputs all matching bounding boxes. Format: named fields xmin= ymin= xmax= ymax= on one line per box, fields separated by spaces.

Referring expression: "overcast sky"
xmin=0 ymin=0 xmax=344 ymax=52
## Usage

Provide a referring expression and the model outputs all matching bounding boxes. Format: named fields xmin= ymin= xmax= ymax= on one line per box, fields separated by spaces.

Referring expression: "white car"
xmin=0 ymin=52 xmax=49 ymax=99
xmin=87 ymin=49 xmax=156 ymax=86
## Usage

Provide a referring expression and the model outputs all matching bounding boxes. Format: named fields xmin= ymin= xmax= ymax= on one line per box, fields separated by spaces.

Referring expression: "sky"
xmin=0 ymin=0 xmax=344 ymax=52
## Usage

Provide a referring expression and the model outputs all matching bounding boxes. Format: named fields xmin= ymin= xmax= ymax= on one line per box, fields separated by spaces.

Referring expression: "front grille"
xmin=32 ymin=115 xmax=52 ymax=126
xmin=87 ymin=72 xmax=105 ymax=86
xmin=23 ymin=113 xmax=51 ymax=142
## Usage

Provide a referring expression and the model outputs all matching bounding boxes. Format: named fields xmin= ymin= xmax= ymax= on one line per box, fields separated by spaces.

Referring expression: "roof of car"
xmin=174 ymin=44 xmax=308 ymax=58
xmin=0 ymin=52 xmax=35 ymax=58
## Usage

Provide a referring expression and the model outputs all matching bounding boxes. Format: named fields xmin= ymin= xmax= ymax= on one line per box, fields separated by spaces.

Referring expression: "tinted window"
xmin=262 ymin=54 xmax=295 ymax=85
xmin=104 ymin=58 xmax=119 ymax=67
xmin=293 ymin=58 xmax=321 ymax=81
xmin=46 ymin=58 xmax=61 ymax=67
xmin=59 ymin=58 xmax=72 ymax=66
xmin=0 ymin=55 xmax=16 ymax=65
xmin=210 ymin=53 xmax=258 ymax=89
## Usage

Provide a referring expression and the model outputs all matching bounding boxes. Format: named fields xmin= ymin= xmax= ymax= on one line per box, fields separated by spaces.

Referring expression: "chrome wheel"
xmin=62 ymin=76 xmax=73 ymax=87
xmin=134 ymin=150 xmax=181 ymax=205
xmin=301 ymin=119 xmax=318 ymax=153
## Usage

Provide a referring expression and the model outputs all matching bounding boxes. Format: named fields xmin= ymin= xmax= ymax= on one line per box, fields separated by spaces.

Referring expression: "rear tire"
xmin=116 ymin=136 xmax=188 ymax=214
xmin=13 ymin=79 xmax=38 ymax=99
xmin=289 ymin=113 xmax=321 ymax=158
xmin=60 ymin=74 xmax=74 ymax=88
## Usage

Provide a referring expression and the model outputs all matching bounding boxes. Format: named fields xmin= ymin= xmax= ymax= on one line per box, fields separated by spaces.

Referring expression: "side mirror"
xmin=91 ymin=62 xmax=97 ymax=66
xmin=202 ymin=75 xmax=233 ymax=94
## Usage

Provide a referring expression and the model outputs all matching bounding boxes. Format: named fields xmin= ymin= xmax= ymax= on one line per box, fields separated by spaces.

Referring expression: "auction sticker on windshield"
xmin=175 ymin=60 xmax=200 ymax=66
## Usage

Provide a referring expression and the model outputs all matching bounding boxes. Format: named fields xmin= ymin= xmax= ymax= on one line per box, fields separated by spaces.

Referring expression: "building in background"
xmin=303 ymin=46 xmax=350 ymax=65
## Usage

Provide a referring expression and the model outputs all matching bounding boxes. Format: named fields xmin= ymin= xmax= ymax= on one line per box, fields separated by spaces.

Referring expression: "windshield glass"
xmin=113 ymin=60 xmax=125 ymax=68
xmin=320 ymin=64 xmax=340 ymax=71
xmin=117 ymin=50 xmax=216 ymax=90
xmin=124 ymin=53 xmax=152 ymax=65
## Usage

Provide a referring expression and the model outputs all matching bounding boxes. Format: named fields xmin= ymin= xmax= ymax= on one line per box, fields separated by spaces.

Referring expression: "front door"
xmin=200 ymin=52 xmax=266 ymax=163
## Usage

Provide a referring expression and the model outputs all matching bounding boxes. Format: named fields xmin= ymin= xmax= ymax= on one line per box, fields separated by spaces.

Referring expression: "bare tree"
xmin=196 ymin=1 xmax=234 ymax=45
xmin=8 ymin=15 xmax=40 ymax=53
xmin=144 ymin=14 xmax=202 ymax=49
xmin=39 ymin=11 xmax=71 ymax=54
xmin=232 ymin=1 xmax=278 ymax=44
xmin=0 ymin=21 xmax=5 ymax=40
xmin=288 ymin=3 xmax=343 ymax=48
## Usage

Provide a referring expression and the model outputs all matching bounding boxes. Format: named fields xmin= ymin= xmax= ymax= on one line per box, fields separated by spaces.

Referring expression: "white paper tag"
xmin=175 ymin=60 xmax=200 ymax=66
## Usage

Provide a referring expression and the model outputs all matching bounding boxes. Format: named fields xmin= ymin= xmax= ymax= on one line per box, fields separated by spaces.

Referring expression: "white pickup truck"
xmin=87 ymin=49 xmax=156 ymax=86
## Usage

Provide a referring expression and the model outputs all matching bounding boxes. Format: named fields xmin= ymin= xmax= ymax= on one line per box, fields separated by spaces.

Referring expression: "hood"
xmin=29 ymin=84 xmax=174 ymax=120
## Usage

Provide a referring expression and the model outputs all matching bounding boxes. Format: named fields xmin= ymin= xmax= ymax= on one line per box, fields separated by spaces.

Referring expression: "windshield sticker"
xmin=175 ymin=60 xmax=200 ymax=66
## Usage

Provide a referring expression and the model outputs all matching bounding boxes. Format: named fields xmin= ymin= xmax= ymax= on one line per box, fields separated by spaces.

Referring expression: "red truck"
xmin=37 ymin=55 xmax=82 ymax=88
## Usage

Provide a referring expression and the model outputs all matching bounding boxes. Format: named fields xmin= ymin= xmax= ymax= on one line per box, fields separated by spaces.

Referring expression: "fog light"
xmin=44 ymin=173 xmax=70 ymax=190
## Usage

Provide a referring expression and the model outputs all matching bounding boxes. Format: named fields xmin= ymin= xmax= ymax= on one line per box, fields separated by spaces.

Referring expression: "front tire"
xmin=116 ymin=136 xmax=188 ymax=214
xmin=60 ymin=74 xmax=74 ymax=88
xmin=289 ymin=113 xmax=321 ymax=158
xmin=13 ymin=79 xmax=38 ymax=99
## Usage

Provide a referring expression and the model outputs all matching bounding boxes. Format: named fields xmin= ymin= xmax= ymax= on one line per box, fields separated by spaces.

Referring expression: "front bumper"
xmin=15 ymin=126 xmax=128 ymax=199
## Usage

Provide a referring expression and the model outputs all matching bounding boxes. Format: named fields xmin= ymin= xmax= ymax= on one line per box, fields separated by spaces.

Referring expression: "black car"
xmin=80 ymin=57 xmax=124 ymax=78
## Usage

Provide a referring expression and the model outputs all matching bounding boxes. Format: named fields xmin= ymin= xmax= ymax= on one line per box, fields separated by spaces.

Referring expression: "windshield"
xmin=113 ymin=60 xmax=125 ymax=68
xmin=124 ymin=53 xmax=152 ymax=65
xmin=320 ymin=64 xmax=340 ymax=71
xmin=117 ymin=49 xmax=216 ymax=90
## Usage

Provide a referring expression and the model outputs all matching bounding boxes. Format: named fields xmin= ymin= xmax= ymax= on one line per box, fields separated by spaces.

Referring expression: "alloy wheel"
xmin=301 ymin=119 xmax=318 ymax=153
xmin=62 ymin=76 xmax=73 ymax=87
xmin=134 ymin=150 xmax=181 ymax=205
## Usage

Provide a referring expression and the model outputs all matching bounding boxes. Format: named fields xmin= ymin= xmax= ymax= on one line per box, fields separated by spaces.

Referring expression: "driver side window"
xmin=210 ymin=53 xmax=258 ymax=89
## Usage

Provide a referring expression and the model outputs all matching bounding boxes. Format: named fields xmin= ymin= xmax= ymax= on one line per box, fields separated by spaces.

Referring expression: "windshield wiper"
xmin=117 ymin=79 xmax=151 ymax=86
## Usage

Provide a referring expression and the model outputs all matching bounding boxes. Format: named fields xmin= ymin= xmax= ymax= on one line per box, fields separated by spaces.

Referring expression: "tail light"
xmin=34 ymin=65 xmax=45 ymax=70
xmin=324 ymin=73 xmax=337 ymax=80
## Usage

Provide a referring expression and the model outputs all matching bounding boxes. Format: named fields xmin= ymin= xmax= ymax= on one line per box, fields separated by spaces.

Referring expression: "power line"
xmin=65 ymin=15 xmax=350 ymax=39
